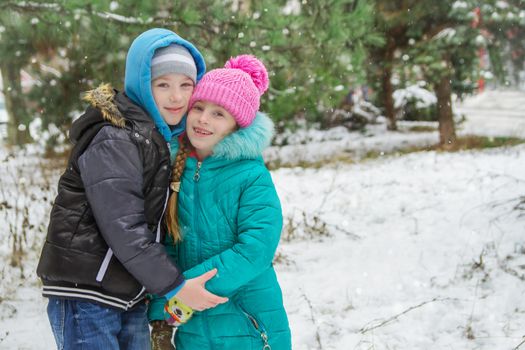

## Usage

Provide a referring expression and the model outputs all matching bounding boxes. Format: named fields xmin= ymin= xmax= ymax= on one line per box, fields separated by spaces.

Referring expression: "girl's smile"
xmin=192 ymin=126 xmax=213 ymax=136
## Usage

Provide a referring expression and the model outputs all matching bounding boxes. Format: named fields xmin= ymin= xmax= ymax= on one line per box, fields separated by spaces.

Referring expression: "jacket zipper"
xmin=96 ymin=249 xmax=113 ymax=282
xmin=192 ymin=160 xmax=214 ymax=349
xmin=95 ymin=247 xmax=146 ymax=309
xmin=127 ymin=182 xmax=170 ymax=308
xmin=123 ymin=187 xmax=171 ymax=308
xmin=193 ymin=161 xmax=202 ymax=181
xmin=192 ymin=160 xmax=269 ymax=349
xmin=96 ymin=140 xmax=170 ymax=309
xmin=241 ymin=308 xmax=272 ymax=350
xmin=99 ymin=187 xmax=169 ymax=305
xmin=156 ymin=188 xmax=170 ymax=242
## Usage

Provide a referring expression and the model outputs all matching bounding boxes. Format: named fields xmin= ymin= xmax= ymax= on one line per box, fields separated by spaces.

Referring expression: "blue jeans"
xmin=47 ymin=298 xmax=150 ymax=350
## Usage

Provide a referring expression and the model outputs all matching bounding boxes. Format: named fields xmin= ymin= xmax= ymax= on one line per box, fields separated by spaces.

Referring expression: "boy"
xmin=36 ymin=28 xmax=226 ymax=350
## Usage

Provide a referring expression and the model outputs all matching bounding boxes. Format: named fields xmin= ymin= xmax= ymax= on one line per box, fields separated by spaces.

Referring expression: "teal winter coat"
xmin=148 ymin=112 xmax=291 ymax=350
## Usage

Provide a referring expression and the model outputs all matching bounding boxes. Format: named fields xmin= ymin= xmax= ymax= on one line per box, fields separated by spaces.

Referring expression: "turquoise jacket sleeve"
xmin=147 ymin=295 xmax=167 ymax=322
xmin=183 ymin=170 xmax=283 ymax=297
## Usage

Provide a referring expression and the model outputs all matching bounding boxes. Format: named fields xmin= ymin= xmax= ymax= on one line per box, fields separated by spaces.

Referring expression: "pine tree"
xmin=1 ymin=0 xmax=380 ymax=146
xmin=405 ymin=2 xmax=479 ymax=148
xmin=0 ymin=6 xmax=42 ymax=145
xmin=0 ymin=0 xmax=158 ymax=146
xmin=476 ymin=0 xmax=525 ymax=86
xmin=167 ymin=0 xmax=381 ymax=127
xmin=368 ymin=0 xmax=525 ymax=149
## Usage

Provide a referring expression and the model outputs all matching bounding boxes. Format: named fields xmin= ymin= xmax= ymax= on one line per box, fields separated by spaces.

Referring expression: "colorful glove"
xmin=163 ymin=296 xmax=193 ymax=326
xmin=150 ymin=320 xmax=175 ymax=350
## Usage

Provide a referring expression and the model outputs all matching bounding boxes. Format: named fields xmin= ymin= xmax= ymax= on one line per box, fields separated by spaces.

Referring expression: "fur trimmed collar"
xmin=212 ymin=112 xmax=274 ymax=160
xmin=82 ymin=83 xmax=125 ymax=128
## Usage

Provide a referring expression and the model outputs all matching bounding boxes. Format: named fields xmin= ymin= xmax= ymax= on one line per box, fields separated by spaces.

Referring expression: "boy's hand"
xmin=176 ymin=269 xmax=228 ymax=311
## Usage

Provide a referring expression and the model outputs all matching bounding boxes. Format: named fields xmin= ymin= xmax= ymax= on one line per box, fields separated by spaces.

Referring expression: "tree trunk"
xmin=1 ymin=64 xmax=29 ymax=146
xmin=435 ymin=73 xmax=456 ymax=150
xmin=233 ymin=0 xmax=251 ymax=14
xmin=383 ymin=36 xmax=397 ymax=131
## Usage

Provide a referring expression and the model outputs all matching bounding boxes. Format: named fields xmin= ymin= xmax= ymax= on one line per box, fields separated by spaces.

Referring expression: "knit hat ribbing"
xmin=151 ymin=44 xmax=197 ymax=82
xmin=188 ymin=55 xmax=269 ymax=127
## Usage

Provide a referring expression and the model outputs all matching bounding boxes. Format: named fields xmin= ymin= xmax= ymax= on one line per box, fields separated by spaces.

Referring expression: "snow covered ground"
xmin=0 ymin=90 xmax=524 ymax=349
xmin=275 ymin=145 xmax=525 ymax=349
xmin=457 ymin=90 xmax=525 ymax=138
xmin=264 ymin=89 xmax=525 ymax=168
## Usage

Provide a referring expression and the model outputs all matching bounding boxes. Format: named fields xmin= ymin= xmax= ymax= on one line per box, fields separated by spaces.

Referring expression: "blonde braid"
xmin=165 ymin=137 xmax=190 ymax=242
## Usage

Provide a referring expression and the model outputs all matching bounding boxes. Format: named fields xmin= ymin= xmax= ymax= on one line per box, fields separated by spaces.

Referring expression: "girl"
xmin=149 ymin=55 xmax=292 ymax=349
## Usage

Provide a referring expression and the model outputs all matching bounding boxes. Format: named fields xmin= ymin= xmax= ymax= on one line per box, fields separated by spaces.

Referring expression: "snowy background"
xmin=1 ymin=90 xmax=525 ymax=349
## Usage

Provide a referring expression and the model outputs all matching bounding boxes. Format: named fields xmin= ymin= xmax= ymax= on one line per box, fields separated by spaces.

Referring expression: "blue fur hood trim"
xmin=212 ymin=112 xmax=274 ymax=160
xmin=124 ymin=28 xmax=206 ymax=142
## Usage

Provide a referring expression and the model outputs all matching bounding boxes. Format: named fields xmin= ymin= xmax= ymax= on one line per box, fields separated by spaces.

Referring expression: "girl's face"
xmin=151 ymin=73 xmax=195 ymax=126
xmin=186 ymin=101 xmax=237 ymax=159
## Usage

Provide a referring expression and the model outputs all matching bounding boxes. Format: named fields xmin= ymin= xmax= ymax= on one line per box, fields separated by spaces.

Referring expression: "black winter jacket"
xmin=37 ymin=85 xmax=184 ymax=310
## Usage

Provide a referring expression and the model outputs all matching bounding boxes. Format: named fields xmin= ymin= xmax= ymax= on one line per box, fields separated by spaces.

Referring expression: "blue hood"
xmin=124 ymin=28 xmax=206 ymax=142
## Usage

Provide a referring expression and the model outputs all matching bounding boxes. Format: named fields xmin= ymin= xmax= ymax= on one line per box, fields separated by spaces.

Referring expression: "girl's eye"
xmin=214 ymin=112 xmax=224 ymax=118
xmin=156 ymin=82 xmax=169 ymax=88
xmin=181 ymin=82 xmax=194 ymax=89
xmin=192 ymin=105 xmax=203 ymax=111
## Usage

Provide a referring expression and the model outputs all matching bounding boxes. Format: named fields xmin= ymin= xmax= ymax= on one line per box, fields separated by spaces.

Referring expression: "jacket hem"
xmin=42 ymin=284 xmax=145 ymax=311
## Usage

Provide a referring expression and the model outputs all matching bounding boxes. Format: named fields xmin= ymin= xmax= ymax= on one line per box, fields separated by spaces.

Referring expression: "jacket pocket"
xmin=239 ymin=306 xmax=272 ymax=350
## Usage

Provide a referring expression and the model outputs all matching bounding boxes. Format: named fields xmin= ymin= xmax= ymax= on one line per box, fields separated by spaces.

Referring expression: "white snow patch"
xmin=1 ymin=90 xmax=525 ymax=349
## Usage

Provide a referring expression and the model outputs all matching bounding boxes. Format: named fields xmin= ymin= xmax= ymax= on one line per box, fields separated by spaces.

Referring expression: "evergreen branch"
xmin=150 ymin=15 xmax=227 ymax=35
xmin=1 ymin=1 xmax=60 ymax=11
xmin=2 ymin=1 xmax=152 ymax=26
xmin=1 ymin=1 xmax=224 ymax=33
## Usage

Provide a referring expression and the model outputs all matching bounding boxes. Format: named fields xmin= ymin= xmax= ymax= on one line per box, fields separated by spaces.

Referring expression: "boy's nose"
xmin=169 ymin=88 xmax=182 ymax=102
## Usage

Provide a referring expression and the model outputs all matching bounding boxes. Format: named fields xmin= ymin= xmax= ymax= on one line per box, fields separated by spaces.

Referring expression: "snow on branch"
xmin=2 ymin=1 xmax=153 ymax=25
xmin=433 ymin=28 xmax=457 ymax=42
xmin=9 ymin=1 xmax=60 ymax=10
xmin=2 ymin=1 xmax=218 ymax=32
xmin=93 ymin=11 xmax=153 ymax=24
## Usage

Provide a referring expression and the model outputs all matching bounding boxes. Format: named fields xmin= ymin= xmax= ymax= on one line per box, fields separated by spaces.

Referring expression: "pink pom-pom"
xmin=225 ymin=55 xmax=269 ymax=95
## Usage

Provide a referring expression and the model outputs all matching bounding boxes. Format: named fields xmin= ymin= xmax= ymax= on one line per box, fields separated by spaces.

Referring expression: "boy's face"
xmin=151 ymin=73 xmax=195 ymax=126
xmin=186 ymin=101 xmax=237 ymax=159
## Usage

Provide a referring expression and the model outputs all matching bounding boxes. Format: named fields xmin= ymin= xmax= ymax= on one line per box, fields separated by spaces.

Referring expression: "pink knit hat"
xmin=188 ymin=55 xmax=269 ymax=128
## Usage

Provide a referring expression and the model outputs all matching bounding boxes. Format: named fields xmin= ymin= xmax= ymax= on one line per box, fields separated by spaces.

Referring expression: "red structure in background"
xmin=472 ymin=7 xmax=485 ymax=93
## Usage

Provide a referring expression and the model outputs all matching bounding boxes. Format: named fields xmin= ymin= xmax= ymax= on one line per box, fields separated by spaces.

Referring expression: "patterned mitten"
xmin=164 ymin=296 xmax=193 ymax=326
